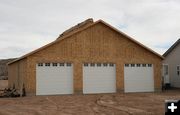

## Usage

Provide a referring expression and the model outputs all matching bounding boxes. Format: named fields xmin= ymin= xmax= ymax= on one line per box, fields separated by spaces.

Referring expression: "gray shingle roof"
xmin=163 ymin=39 xmax=180 ymax=57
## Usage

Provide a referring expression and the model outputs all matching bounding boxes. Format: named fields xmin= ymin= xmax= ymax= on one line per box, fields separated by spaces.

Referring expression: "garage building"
xmin=8 ymin=19 xmax=163 ymax=95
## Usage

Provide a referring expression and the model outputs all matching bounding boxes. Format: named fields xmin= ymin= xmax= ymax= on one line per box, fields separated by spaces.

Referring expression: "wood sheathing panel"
xmin=8 ymin=58 xmax=27 ymax=92
xmin=9 ymin=22 xmax=162 ymax=94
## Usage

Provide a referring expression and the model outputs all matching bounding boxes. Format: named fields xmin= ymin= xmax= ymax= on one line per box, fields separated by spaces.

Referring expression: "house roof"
xmin=163 ymin=39 xmax=180 ymax=57
xmin=8 ymin=19 xmax=163 ymax=65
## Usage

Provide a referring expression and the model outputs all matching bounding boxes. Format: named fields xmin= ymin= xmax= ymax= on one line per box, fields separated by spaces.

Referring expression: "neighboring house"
xmin=8 ymin=19 xmax=163 ymax=96
xmin=163 ymin=39 xmax=180 ymax=88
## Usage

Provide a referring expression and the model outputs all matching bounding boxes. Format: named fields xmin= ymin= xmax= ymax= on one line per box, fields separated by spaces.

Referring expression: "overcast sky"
xmin=0 ymin=0 xmax=180 ymax=59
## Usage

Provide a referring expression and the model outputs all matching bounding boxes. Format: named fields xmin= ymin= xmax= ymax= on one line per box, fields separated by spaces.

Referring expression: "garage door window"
xmin=131 ymin=64 xmax=135 ymax=67
xmin=142 ymin=64 xmax=146 ymax=67
xmin=136 ymin=64 xmax=141 ymax=67
xmin=110 ymin=63 xmax=114 ymax=67
xmin=60 ymin=63 xmax=64 ymax=66
xmin=84 ymin=63 xmax=115 ymax=67
xmin=148 ymin=64 xmax=152 ymax=67
xmin=38 ymin=63 xmax=43 ymax=67
xmin=45 ymin=63 xmax=50 ymax=66
xmin=125 ymin=64 xmax=129 ymax=67
xmin=52 ymin=63 xmax=57 ymax=66
xmin=97 ymin=63 xmax=101 ymax=67
xmin=90 ymin=63 xmax=95 ymax=67
xmin=67 ymin=63 xmax=72 ymax=67
xmin=84 ymin=63 xmax=88 ymax=67
xmin=103 ymin=63 xmax=108 ymax=67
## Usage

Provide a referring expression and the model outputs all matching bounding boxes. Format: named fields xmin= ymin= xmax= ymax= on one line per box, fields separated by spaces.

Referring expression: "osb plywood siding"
xmin=8 ymin=58 xmax=27 ymax=91
xmin=0 ymin=80 xmax=8 ymax=90
xmin=8 ymin=62 xmax=17 ymax=88
xmin=10 ymin=22 xmax=162 ymax=94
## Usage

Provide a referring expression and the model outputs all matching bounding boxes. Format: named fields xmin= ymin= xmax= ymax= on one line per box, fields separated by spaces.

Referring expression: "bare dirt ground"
xmin=0 ymin=89 xmax=180 ymax=115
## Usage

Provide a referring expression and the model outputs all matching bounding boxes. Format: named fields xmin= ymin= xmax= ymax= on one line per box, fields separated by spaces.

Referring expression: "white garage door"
xmin=36 ymin=62 xmax=73 ymax=95
xmin=83 ymin=63 xmax=116 ymax=94
xmin=124 ymin=64 xmax=154 ymax=92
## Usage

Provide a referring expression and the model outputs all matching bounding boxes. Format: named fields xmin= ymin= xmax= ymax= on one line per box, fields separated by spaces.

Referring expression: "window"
xmin=142 ymin=64 xmax=146 ymax=67
xmin=97 ymin=63 xmax=101 ymax=67
xmin=125 ymin=64 xmax=129 ymax=67
xmin=84 ymin=63 xmax=88 ymax=67
xmin=110 ymin=63 xmax=114 ymax=67
xmin=60 ymin=63 xmax=64 ymax=66
xmin=148 ymin=64 xmax=152 ymax=67
xmin=131 ymin=64 xmax=135 ymax=67
xmin=136 ymin=64 xmax=141 ymax=67
xmin=67 ymin=63 xmax=71 ymax=66
xmin=163 ymin=65 xmax=168 ymax=75
xmin=90 ymin=63 xmax=95 ymax=67
xmin=103 ymin=63 xmax=108 ymax=67
xmin=52 ymin=63 xmax=57 ymax=66
xmin=38 ymin=63 xmax=43 ymax=66
xmin=177 ymin=65 xmax=180 ymax=76
xmin=45 ymin=63 xmax=50 ymax=66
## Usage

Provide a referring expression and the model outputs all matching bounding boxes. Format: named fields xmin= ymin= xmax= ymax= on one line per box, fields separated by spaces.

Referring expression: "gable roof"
xmin=8 ymin=19 xmax=163 ymax=65
xmin=163 ymin=39 xmax=180 ymax=57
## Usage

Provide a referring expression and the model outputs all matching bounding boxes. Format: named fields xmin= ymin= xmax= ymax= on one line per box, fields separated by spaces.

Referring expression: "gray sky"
xmin=0 ymin=0 xmax=180 ymax=59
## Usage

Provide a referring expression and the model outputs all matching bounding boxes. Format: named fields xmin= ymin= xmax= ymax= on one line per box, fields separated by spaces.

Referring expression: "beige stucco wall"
xmin=9 ymin=22 xmax=162 ymax=95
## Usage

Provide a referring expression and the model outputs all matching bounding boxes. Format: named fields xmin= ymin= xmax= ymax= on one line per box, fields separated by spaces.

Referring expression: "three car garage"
xmin=36 ymin=62 xmax=154 ymax=95
xmin=8 ymin=19 xmax=163 ymax=95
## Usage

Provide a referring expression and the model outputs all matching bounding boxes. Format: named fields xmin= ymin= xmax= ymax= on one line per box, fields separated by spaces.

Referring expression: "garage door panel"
xmin=124 ymin=64 xmax=154 ymax=92
xmin=125 ymin=81 xmax=153 ymax=87
xmin=36 ymin=63 xmax=73 ymax=95
xmin=83 ymin=63 xmax=116 ymax=94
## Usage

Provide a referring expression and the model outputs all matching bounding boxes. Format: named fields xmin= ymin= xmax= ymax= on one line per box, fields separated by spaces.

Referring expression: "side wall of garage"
xmin=9 ymin=22 xmax=162 ymax=95
xmin=8 ymin=58 xmax=27 ymax=92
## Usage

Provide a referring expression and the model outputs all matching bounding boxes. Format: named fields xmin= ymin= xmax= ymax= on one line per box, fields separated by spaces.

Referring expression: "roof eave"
xmin=98 ymin=20 xmax=164 ymax=59
xmin=163 ymin=39 xmax=180 ymax=57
